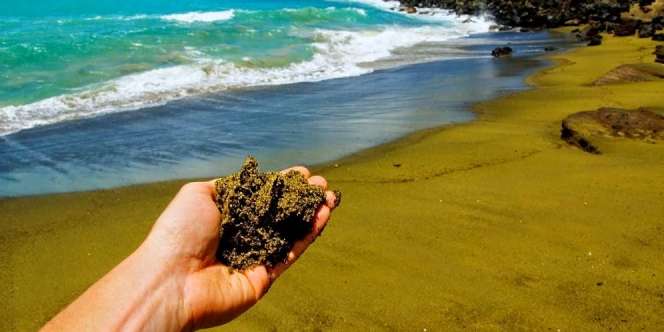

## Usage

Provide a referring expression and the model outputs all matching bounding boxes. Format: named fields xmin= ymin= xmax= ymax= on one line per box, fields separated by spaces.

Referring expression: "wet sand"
xmin=2 ymin=34 xmax=664 ymax=330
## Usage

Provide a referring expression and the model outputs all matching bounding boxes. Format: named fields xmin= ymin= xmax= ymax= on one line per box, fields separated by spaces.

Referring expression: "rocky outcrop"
xmin=561 ymin=108 xmax=664 ymax=153
xmin=399 ymin=0 xmax=640 ymax=28
xmin=398 ymin=1 xmax=662 ymax=30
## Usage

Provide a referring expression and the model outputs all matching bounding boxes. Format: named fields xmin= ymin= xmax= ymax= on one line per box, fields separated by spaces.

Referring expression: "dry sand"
xmin=1 ymin=34 xmax=664 ymax=331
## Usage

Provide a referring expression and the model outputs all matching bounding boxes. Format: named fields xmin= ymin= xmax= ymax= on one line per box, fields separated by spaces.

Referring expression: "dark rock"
xmin=544 ymin=46 xmax=557 ymax=52
xmin=587 ymin=35 xmax=603 ymax=46
xmin=653 ymin=16 xmax=664 ymax=30
xmin=561 ymin=121 xmax=600 ymax=154
xmin=656 ymin=45 xmax=664 ymax=64
xmin=638 ymin=24 xmax=654 ymax=38
xmin=576 ymin=22 xmax=605 ymax=42
xmin=639 ymin=0 xmax=655 ymax=10
xmin=491 ymin=46 xmax=513 ymax=57
xmin=614 ymin=22 xmax=637 ymax=37
xmin=583 ymin=25 xmax=601 ymax=37
xmin=603 ymin=22 xmax=619 ymax=33
xmin=653 ymin=34 xmax=664 ymax=41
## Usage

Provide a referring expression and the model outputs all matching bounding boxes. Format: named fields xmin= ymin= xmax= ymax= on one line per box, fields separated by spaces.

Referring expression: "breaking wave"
xmin=0 ymin=7 xmax=491 ymax=136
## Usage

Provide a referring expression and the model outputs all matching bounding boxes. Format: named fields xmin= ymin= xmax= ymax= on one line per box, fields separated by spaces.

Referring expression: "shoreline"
xmin=3 ymin=32 xmax=664 ymax=330
xmin=0 ymin=31 xmax=565 ymax=198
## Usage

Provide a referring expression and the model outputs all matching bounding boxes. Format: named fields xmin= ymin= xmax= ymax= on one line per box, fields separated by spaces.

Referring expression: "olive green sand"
xmin=2 ymin=35 xmax=664 ymax=331
xmin=214 ymin=156 xmax=327 ymax=270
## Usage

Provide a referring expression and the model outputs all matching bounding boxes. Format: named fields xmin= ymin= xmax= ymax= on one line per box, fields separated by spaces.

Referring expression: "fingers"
xmin=310 ymin=177 xmax=338 ymax=210
xmin=268 ymin=204 xmax=331 ymax=280
xmin=325 ymin=191 xmax=337 ymax=210
xmin=203 ymin=165 xmax=337 ymax=290
xmin=308 ymin=175 xmax=327 ymax=189
xmin=280 ymin=166 xmax=310 ymax=179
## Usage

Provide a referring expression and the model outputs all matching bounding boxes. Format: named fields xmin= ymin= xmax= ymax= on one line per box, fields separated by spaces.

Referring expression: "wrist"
xmin=124 ymin=242 xmax=193 ymax=332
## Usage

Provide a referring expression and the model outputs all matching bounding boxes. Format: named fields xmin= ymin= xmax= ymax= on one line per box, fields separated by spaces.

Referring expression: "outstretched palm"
xmin=145 ymin=167 xmax=335 ymax=330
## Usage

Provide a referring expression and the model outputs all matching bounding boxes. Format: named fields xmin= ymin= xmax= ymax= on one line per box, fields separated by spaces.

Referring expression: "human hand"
xmin=42 ymin=166 xmax=337 ymax=332
xmin=148 ymin=166 xmax=337 ymax=330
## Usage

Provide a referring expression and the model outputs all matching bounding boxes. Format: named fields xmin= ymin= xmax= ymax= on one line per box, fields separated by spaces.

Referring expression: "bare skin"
xmin=41 ymin=167 xmax=337 ymax=332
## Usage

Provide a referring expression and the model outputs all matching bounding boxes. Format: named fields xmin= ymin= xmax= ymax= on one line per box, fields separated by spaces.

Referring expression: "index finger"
xmin=280 ymin=166 xmax=311 ymax=179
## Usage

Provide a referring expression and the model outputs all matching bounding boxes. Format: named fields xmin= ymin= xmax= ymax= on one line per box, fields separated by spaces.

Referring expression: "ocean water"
xmin=0 ymin=0 xmax=572 ymax=196
xmin=0 ymin=0 xmax=491 ymax=135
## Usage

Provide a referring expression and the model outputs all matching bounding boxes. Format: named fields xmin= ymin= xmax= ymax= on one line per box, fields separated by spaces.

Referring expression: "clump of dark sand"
xmin=214 ymin=156 xmax=339 ymax=270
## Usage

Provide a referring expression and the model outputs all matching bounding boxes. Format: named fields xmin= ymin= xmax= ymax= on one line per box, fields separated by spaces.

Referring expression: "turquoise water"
xmin=0 ymin=1 xmax=573 ymax=196
xmin=0 ymin=0 xmax=491 ymax=135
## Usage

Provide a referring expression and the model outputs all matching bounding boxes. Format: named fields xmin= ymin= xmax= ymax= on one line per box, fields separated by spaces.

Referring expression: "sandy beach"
xmin=2 ymin=33 xmax=664 ymax=331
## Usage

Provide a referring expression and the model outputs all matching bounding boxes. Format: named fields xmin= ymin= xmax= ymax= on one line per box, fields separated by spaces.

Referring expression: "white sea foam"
xmin=344 ymin=0 xmax=493 ymax=28
xmin=84 ymin=14 xmax=149 ymax=21
xmin=160 ymin=10 xmax=235 ymax=23
xmin=0 ymin=14 xmax=491 ymax=136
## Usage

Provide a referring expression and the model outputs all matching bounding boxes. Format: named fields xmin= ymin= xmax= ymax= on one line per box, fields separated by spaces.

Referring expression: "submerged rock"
xmin=491 ymin=46 xmax=513 ymax=57
xmin=214 ymin=157 xmax=333 ymax=270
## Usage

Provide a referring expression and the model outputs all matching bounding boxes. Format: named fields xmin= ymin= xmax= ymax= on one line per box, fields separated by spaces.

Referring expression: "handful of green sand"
xmin=213 ymin=157 xmax=340 ymax=270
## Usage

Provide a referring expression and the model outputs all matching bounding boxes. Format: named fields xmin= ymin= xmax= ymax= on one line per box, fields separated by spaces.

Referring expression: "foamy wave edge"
xmin=345 ymin=0 xmax=493 ymax=28
xmin=160 ymin=10 xmax=235 ymax=23
xmin=0 ymin=21 xmax=489 ymax=136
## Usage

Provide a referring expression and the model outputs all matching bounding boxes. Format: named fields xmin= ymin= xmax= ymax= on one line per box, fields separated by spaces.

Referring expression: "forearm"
xmin=41 ymin=242 xmax=191 ymax=332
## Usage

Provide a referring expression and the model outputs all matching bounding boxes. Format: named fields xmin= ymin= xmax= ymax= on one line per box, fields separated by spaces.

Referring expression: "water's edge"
xmin=0 ymin=35 xmax=575 ymax=199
